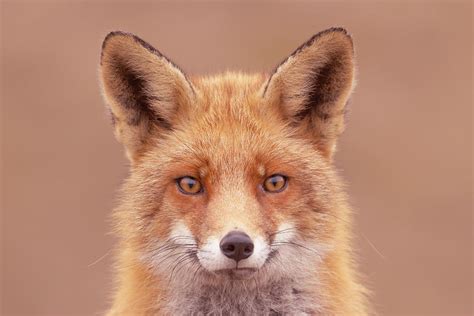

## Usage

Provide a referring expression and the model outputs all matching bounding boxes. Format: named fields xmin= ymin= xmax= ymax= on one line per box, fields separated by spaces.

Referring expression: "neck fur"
xmin=159 ymin=259 xmax=324 ymax=315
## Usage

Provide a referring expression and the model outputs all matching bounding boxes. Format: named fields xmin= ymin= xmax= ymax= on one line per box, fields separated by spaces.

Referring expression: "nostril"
xmin=225 ymin=244 xmax=235 ymax=252
xmin=219 ymin=231 xmax=254 ymax=262
xmin=244 ymin=245 xmax=253 ymax=254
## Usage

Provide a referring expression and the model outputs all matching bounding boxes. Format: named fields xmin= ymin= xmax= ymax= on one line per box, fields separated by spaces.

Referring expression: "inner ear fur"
xmin=99 ymin=31 xmax=195 ymax=162
xmin=262 ymin=27 xmax=355 ymax=159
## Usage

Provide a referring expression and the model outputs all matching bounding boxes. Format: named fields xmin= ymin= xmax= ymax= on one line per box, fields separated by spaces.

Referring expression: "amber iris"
xmin=176 ymin=176 xmax=202 ymax=195
xmin=263 ymin=174 xmax=288 ymax=193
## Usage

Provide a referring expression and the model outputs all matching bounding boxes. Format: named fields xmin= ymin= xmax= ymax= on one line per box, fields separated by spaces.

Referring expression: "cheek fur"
xmin=169 ymin=219 xmax=196 ymax=244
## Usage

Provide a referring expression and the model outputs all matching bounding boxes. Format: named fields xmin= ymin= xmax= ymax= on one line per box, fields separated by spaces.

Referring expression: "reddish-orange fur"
xmin=100 ymin=28 xmax=370 ymax=315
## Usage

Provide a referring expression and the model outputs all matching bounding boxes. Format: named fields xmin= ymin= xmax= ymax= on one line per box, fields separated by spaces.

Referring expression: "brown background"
xmin=1 ymin=1 xmax=472 ymax=315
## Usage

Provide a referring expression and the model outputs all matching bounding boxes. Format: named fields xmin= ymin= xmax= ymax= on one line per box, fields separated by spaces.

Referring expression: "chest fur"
xmin=162 ymin=278 xmax=320 ymax=315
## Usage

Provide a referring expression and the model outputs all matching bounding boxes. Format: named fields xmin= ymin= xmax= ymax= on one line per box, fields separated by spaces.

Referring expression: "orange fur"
xmin=100 ymin=28 xmax=370 ymax=315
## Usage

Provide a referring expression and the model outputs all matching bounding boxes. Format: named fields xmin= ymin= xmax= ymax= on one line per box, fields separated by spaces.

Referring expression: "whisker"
xmin=316 ymin=212 xmax=386 ymax=260
xmin=153 ymin=249 xmax=193 ymax=266
xmin=168 ymin=252 xmax=197 ymax=283
xmin=87 ymin=249 xmax=111 ymax=268
xmin=191 ymin=262 xmax=203 ymax=284
xmin=150 ymin=243 xmax=198 ymax=256
xmin=268 ymin=227 xmax=297 ymax=237
xmin=271 ymin=241 xmax=322 ymax=260
xmin=361 ymin=232 xmax=386 ymax=260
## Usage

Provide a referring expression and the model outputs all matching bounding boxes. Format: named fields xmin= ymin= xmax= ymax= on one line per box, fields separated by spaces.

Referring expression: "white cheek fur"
xmin=197 ymin=237 xmax=236 ymax=271
xmin=237 ymin=235 xmax=270 ymax=269
xmin=273 ymin=222 xmax=296 ymax=245
xmin=169 ymin=220 xmax=195 ymax=244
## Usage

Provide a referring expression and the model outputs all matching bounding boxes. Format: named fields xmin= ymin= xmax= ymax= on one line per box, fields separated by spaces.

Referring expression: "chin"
xmin=212 ymin=267 xmax=259 ymax=280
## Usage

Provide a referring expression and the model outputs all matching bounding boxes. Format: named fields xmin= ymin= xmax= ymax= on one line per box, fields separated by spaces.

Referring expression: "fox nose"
xmin=219 ymin=231 xmax=254 ymax=262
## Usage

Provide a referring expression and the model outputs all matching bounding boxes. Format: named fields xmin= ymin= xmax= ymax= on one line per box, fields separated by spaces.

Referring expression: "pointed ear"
xmin=262 ymin=27 xmax=355 ymax=159
xmin=99 ymin=31 xmax=195 ymax=162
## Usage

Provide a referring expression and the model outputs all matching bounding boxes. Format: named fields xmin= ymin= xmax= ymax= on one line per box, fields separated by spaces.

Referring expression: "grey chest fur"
xmin=164 ymin=278 xmax=318 ymax=315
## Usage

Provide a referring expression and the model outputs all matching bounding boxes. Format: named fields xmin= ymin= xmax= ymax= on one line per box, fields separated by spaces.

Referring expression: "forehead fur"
xmin=179 ymin=73 xmax=276 ymax=131
xmin=143 ymin=72 xmax=308 ymax=167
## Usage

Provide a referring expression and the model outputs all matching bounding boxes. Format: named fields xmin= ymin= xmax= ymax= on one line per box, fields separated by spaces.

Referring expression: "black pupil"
xmin=186 ymin=179 xmax=195 ymax=189
xmin=269 ymin=176 xmax=284 ymax=189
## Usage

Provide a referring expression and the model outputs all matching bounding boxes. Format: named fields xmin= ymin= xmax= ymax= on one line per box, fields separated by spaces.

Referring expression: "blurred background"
xmin=1 ymin=1 xmax=472 ymax=315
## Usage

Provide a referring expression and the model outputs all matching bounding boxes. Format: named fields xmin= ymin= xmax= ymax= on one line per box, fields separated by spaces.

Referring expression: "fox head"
xmin=100 ymin=28 xmax=355 ymax=284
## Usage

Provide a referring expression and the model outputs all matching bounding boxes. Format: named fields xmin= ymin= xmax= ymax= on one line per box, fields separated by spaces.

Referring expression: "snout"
xmin=219 ymin=231 xmax=254 ymax=262
xmin=197 ymin=228 xmax=270 ymax=274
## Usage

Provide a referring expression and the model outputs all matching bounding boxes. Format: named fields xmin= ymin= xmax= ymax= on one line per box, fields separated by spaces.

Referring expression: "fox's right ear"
xmin=99 ymin=31 xmax=195 ymax=162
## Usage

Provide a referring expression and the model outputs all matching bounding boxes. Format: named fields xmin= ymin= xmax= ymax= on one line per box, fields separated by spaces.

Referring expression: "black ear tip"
xmin=326 ymin=27 xmax=350 ymax=35
xmin=287 ymin=27 xmax=353 ymax=61
xmin=101 ymin=31 xmax=126 ymax=64
xmin=317 ymin=27 xmax=353 ymax=43
xmin=101 ymin=31 xmax=134 ymax=51
xmin=104 ymin=30 xmax=130 ymax=39
xmin=313 ymin=27 xmax=354 ymax=54
xmin=101 ymin=31 xmax=160 ymax=60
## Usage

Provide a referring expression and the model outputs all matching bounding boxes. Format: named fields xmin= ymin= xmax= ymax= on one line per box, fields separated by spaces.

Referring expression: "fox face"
xmin=100 ymin=28 xmax=365 ymax=315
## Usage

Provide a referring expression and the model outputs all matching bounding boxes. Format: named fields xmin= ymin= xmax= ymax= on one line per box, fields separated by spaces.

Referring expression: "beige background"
xmin=1 ymin=1 xmax=472 ymax=315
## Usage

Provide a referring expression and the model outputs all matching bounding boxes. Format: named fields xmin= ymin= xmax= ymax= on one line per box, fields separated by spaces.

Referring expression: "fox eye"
xmin=263 ymin=174 xmax=288 ymax=193
xmin=176 ymin=176 xmax=203 ymax=195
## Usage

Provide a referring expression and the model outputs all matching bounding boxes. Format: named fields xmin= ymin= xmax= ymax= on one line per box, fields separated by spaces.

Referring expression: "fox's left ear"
xmin=262 ymin=27 xmax=355 ymax=159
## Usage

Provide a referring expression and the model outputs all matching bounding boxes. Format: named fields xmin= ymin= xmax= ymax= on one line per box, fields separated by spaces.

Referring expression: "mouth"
xmin=214 ymin=267 xmax=257 ymax=280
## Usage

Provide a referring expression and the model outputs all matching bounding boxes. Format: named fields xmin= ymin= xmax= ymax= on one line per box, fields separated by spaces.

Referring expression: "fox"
xmin=99 ymin=27 xmax=369 ymax=315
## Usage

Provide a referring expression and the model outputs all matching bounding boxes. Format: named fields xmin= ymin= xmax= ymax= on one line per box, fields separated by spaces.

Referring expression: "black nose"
xmin=219 ymin=231 xmax=254 ymax=262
